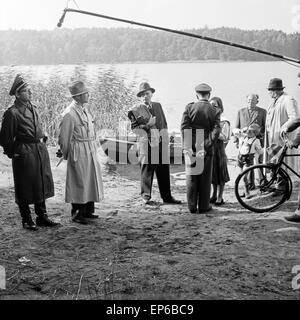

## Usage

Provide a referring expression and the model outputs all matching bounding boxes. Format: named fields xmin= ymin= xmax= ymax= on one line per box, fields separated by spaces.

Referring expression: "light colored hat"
xmin=68 ymin=80 xmax=89 ymax=97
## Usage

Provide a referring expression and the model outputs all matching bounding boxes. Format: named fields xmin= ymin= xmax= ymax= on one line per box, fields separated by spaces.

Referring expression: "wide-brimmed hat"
xmin=247 ymin=123 xmax=261 ymax=136
xmin=267 ymin=78 xmax=285 ymax=91
xmin=195 ymin=83 xmax=212 ymax=93
xmin=137 ymin=82 xmax=155 ymax=97
xmin=9 ymin=74 xmax=28 ymax=96
xmin=69 ymin=80 xmax=89 ymax=97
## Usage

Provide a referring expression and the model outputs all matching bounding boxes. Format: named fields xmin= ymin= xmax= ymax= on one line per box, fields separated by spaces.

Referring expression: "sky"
xmin=0 ymin=0 xmax=300 ymax=33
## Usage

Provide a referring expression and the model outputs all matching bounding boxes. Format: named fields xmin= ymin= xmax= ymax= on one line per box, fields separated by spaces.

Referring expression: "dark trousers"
xmin=140 ymin=163 xmax=172 ymax=201
xmin=71 ymin=202 xmax=95 ymax=216
xmin=139 ymin=142 xmax=173 ymax=201
xmin=18 ymin=201 xmax=47 ymax=221
xmin=186 ymin=154 xmax=213 ymax=213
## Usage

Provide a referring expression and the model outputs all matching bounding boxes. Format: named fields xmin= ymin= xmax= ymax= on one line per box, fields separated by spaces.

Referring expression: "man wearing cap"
xmin=181 ymin=83 xmax=221 ymax=213
xmin=266 ymin=78 xmax=300 ymax=196
xmin=0 ymin=74 xmax=57 ymax=230
xmin=127 ymin=82 xmax=181 ymax=205
xmin=58 ymin=80 xmax=104 ymax=224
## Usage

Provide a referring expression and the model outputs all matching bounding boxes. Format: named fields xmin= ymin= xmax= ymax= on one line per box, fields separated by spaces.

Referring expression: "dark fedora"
xmin=9 ymin=74 xmax=28 ymax=96
xmin=267 ymin=78 xmax=285 ymax=91
xmin=137 ymin=82 xmax=155 ymax=97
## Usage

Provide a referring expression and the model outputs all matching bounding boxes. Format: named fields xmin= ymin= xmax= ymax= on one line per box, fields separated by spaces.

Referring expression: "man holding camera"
xmin=0 ymin=74 xmax=57 ymax=230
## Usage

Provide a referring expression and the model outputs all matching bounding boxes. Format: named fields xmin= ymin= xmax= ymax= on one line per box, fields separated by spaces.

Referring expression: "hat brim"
xmin=137 ymin=88 xmax=155 ymax=97
xmin=70 ymin=90 xmax=89 ymax=97
xmin=267 ymin=87 xmax=285 ymax=91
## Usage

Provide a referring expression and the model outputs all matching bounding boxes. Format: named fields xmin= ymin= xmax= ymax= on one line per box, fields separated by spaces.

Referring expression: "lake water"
xmin=1 ymin=61 xmax=299 ymax=158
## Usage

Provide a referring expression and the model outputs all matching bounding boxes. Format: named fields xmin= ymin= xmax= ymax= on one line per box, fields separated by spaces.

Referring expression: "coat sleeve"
xmin=180 ymin=104 xmax=193 ymax=150
xmin=281 ymin=96 xmax=299 ymax=129
xmin=58 ymin=113 xmax=75 ymax=160
xmin=0 ymin=109 xmax=18 ymax=158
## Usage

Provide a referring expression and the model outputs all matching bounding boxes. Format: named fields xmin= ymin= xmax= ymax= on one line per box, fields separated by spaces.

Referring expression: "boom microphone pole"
xmin=56 ymin=8 xmax=300 ymax=65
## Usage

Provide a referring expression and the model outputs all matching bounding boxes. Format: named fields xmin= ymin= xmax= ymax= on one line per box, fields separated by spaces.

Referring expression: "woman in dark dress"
xmin=209 ymin=97 xmax=230 ymax=205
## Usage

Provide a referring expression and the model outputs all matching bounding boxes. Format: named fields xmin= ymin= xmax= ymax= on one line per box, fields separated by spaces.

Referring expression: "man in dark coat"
xmin=181 ymin=83 xmax=221 ymax=213
xmin=127 ymin=82 xmax=181 ymax=205
xmin=0 ymin=74 xmax=58 ymax=230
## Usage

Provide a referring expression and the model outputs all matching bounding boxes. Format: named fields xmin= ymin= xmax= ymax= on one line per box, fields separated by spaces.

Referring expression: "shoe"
xmin=142 ymin=198 xmax=151 ymax=205
xmin=284 ymin=214 xmax=300 ymax=223
xmin=215 ymin=199 xmax=225 ymax=206
xmin=72 ymin=212 xmax=88 ymax=225
xmin=84 ymin=213 xmax=99 ymax=219
xmin=22 ymin=219 xmax=38 ymax=231
xmin=240 ymin=193 xmax=245 ymax=198
xmin=210 ymin=197 xmax=217 ymax=203
xmin=271 ymin=189 xmax=285 ymax=197
xmin=198 ymin=205 xmax=213 ymax=213
xmin=36 ymin=214 xmax=60 ymax=227
xmin=163 ymin=197 xmax=182 ymax=204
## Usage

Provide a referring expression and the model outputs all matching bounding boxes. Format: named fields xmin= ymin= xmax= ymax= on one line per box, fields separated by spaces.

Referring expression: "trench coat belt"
xmin=73 ymin=137 xmax=95 ymax=142
xmin=15 ymin=136 xmax=46 ymax=143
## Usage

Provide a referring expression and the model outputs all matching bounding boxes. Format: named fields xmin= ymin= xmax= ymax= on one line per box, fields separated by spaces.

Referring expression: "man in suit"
xmin=127 ymin=82 xmax=181 ymax=205
xmin=233 ymin=93 xmax=267 ymax=149
xmin=181 ymin=83 xmax=221 ymax=213
xmin=0 ymin=74 xmax=58 ymax=230
xmin=233 ymin=93 xmax=267 ymax=191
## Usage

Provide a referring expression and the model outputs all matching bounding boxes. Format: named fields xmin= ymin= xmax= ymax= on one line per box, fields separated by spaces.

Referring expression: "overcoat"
xmin=58 ymin=101 xmax=104 ymax=203
xmin=266 ymin=93 xmax=300 ymax=177
xmin=0 ymin=99 xmax=54 ymax=204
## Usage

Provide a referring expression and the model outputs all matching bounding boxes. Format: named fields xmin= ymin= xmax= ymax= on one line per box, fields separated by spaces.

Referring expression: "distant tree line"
xmin=0 ymin=27 xmax=299 ymax=65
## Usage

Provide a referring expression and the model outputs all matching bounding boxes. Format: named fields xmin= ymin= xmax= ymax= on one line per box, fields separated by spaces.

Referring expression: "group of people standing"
xmin=0 ymin=75 xmax=104 ymax=229
xmin=0 ymin=73 xmax=299 ymax=231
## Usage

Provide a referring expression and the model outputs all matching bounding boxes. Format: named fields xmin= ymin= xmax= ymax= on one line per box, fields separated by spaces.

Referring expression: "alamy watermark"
xmin=292 ymin=265 xmax=300 ymax=290
xmin=0 ymin=265 xmax=5 ymax=290
xmin=100 ymin=126 xmax=205 ymax=175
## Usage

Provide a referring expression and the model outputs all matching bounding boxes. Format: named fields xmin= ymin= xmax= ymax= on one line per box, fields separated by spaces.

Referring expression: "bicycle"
xmin=235 ymin=142 xmax=300 ymax=213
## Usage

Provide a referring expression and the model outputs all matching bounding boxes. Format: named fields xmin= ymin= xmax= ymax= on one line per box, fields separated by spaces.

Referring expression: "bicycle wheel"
xmin=235 ymin=164 xmax=290 ymax=213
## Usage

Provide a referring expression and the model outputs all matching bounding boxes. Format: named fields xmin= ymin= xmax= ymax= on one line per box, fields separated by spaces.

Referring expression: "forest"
xmin=0 ymin=27 xmax=299 ymax=65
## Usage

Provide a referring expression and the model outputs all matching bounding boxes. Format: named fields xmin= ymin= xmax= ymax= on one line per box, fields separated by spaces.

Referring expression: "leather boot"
xmin=22 ymin=216 xmax=38 ymax=231
xmin=36 ymin=214 xmax=60 ymax=227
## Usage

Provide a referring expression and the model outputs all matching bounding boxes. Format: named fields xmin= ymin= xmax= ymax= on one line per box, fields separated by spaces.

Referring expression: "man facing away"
xmin=181 ymin=83 xmax=221 ymax=213
xmin=0 ymin=74 xmax=58 ymax=230
xmin=127 ymin=82 xmax=181 ymax=205
xmin=58 ymin=81 xmax=104 ymax=224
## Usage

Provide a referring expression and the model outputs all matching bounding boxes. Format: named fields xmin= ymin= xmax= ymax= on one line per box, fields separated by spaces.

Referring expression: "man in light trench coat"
xmin=58 ymin=81 xmax=104 ymax=224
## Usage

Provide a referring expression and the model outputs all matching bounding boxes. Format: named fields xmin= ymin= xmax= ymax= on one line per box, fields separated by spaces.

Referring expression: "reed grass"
xmin=0 ymin=65 xmax=138 ymax=145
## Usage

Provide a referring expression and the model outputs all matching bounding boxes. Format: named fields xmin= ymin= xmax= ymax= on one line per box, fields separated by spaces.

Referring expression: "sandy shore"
xmin=0 ymin=147 xmax=299 ymax=299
